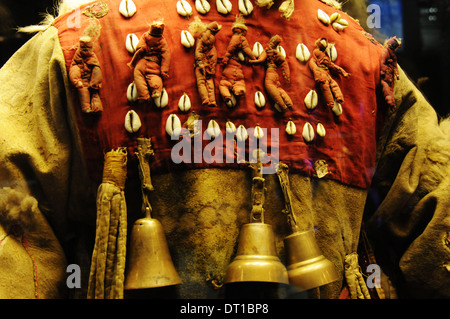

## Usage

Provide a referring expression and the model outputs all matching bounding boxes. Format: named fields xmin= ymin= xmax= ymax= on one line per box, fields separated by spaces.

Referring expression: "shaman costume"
xmin=0 ymin=0 xmax=449 ymax=300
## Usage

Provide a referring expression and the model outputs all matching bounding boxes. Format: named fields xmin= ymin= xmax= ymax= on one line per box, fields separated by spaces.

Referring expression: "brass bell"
xmin=284 ymin=229 xmax=338 ymax=290
xmin=124 ymin=210 xmax=181 ymax=290
xmin=224 ymin=223 xmax=289 ymax=284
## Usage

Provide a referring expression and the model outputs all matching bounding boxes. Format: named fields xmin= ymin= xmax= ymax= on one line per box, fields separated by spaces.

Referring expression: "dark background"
xmin=0 ymin=0 xmax=449 ymax=117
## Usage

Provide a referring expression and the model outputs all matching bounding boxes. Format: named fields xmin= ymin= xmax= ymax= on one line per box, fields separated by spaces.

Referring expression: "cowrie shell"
xmin=154 ymin=88 xmax=169 ymax=108
xmin=226 ymin=120 xmax=236 ymax=134
xmin=296 ymin=43 xmax=310 ymax=63
xmin=124 ymin=110 xmax=141 ymax=133
xmin=302 ymin=122 xmax=315 ymax=142
xmin=318 ymin=9 xmax=330 ymax=25
xmin=119 ymin=0 xmax=137 ymax=18
xmin=206 ymin=119 xmax=221 ymax=138
xmin=178 ymin=92 xmax=191 ymax=112
xmin=332 ymin=100 xmax=343 ymax=116
xmin=252 ymin=42 xmax=264 ymax=58
xmin=127 ymin=82 xmax=138 ymax=103
xmin=326 ymin=43 xmax=337 ymax=62
xmin=216 ymin=0 xmax=232 ymax=14
xmin=236 ymin=124 xmax=248 ymax=142
xmin=125 ymin=33 xmax=139 ymax=54
xmin=195 ymin=0 xmax=211 ymax=14
xmin=239 ymin=0 xmax=253 ymax=16
xmin=237 ymin=51 xmax=246 ymax=62
xmin=304 ymin=89 xmax=318 ymax=110
xmin=177 ymin=0 xmax=193 ymax=17
xmin=332 ymin=22 xmax=347 ymax=32
xmin=285 ymin=119 xmax=296 ymax=136
xmin=181 ymin=30 xmax=195 ymax=48
xmin=276 ymin=45 xmax=286 ymax=58
xmin=338 ymin=18 xmax=348 ymax=26
xmin=225 ymin=93 xmax=237 ymax=108
xmin=254 ymin=91 xmax=266 ymax=108
xmin=330 ymin=12 xmax=341 ymax=23
xmin=165 ymin=114 xmax=182 ymax=138
xmin=317 ymin=123 xmax=326 ymax=137
xmin=253 ymin=124 xmax=264 ymax=139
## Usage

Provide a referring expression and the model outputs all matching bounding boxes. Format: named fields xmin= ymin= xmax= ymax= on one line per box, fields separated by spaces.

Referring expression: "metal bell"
xmin=124 ymin=213 xmax=181 ymax=290
xmin=224 ymin=223 xmax=289 ymax=284
xmin=284 ymin=229 xmax=338 ymax=291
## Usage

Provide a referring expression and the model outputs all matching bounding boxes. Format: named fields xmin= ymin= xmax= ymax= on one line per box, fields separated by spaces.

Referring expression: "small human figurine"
xmin=129 ymin=20 xmax=170 ymax=102
xmin=219 ymin=15 xmax=256 ymax=106
xmin=189 ymin=19 xmax=222 ymax=107
xmin=308 ymin=37 xmax=350 ymax=109
xmin=250 ymin=35 xmax=293 ymax=112
xmin=380 ymin=36 xmax=401 ymax=109
xmin=69 ymin=23 xmax=103 ymax=113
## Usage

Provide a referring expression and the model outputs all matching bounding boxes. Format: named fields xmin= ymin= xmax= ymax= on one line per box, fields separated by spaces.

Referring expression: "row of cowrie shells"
xmin=166 ymin=117 xmax=269 ymax=141
xmin=177 ymin=0 xmax=255 ymax=17
xmin=302 ymin=122 xmax=326 ymax=142
xmin=318 ymin=9 xmax=349 ymax=32
xmin=285 ymin=120 xmax=325 ymax=140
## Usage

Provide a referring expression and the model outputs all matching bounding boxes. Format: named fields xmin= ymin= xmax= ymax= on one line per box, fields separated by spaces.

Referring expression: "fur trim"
xmin=0 ymin=188 xmax=38 ymax=232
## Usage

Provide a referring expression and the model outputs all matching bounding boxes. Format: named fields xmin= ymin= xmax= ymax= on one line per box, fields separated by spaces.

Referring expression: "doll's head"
xmin=149 ymin=21 xmax=165 ymax=37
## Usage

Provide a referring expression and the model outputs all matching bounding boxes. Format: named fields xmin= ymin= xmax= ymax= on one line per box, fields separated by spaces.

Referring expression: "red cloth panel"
xmin=54 ymin=0 xmax=385 ymax=189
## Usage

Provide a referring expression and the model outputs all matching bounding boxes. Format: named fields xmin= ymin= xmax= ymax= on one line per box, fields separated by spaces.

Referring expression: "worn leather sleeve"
xmin=365 ymin=66 xmax=450 ymax=298
xmin=0 ymin=26 xmax=91 ymax=298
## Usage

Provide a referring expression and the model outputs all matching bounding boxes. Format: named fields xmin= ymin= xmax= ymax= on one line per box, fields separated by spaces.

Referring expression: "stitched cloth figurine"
xmin=190 ymin=19 xmax=222 ymax=107
xmin=129 ymin=21 xmax=170 ymax=101
xmin=309 ymin=37 xmax=350 ymax=109
xmin=250 ymin=35 xmax=293 ymax=112
xmin=69 ymin=27 xmax=103 ymax=113
xmin=380 ymin=37 xmax=401 ymax=109
xmin=219 ymin=15 xmax=256 ymax=106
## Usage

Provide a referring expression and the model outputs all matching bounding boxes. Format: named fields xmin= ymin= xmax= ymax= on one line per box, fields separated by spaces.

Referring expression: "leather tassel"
xmin=87 ymin=148 xmax=128 ymax=299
